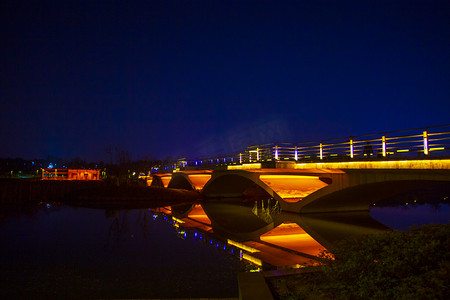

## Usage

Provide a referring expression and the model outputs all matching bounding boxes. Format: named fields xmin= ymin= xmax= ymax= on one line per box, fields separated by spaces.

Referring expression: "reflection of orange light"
xmin=154 ymin=206 xmax=172 ymax=214
xmin=172 ymin=217 xmax=185 ymax=224
xmin=261 ymin=222 xmax=325 ymax=256
xmin=187 ymin=174 xmax=211 ymax=190
xmin=187 ymin=204 xmax=211 ymax=225
xmin=227 ymin=239 xmax=260 ymax=253
xmin=146 ymin=179 xmax=153 ymax=186
xmin=259 ymin=175 xmax=328 ymax=202
xmin=242 ymin=253 xmax=263 ymax=266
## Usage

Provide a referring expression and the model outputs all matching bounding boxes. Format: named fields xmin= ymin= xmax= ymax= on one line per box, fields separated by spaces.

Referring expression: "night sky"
xmin=1 ymin=1 xmax=449 ymax=162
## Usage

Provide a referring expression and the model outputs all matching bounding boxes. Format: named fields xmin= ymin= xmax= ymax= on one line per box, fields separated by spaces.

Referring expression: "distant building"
xmin=42 ymin=169 xmax=100 ymax=181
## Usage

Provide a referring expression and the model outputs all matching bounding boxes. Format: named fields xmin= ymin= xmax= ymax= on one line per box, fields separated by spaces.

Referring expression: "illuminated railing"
xmin=165 ymin=124 xmax=450 ymax=171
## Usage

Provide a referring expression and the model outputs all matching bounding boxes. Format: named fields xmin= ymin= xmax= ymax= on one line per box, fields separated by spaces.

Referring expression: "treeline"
xmin=0 ymin=152 xmax=175 ymax=180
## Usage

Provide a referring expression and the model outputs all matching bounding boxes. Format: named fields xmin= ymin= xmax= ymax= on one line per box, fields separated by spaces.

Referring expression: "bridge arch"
xmin=201 ymin=168 xmax=450 ymax=213
xmin=202 ymin=170 xmax=274 ymax=199
xmin=293 ymin=169 xmax=450 ymax=213
xmin=202 ymin=170 xmax=331 ymax=212
xmin=168 ymin=173 xmax=194 ymax=190
xmin=201 ymin=199 xmax=281 ymax=241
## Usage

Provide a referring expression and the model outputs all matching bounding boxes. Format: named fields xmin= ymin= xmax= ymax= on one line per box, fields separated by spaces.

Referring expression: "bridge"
xmin=150 ymin=125 xmax=450 ymax=213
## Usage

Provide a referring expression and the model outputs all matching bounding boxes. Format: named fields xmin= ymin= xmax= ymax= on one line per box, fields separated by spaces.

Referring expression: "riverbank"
xmin=0 ymin=179 xmax=202 ymax=208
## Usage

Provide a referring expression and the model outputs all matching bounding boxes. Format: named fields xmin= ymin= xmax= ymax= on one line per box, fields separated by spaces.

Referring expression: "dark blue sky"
xmin=1 ymin=1 xmax=449 ymax=161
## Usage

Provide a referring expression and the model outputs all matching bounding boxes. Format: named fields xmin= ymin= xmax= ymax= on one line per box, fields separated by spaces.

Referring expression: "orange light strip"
xmin=260 ymin=222 xmax=326 ymax=257
xmin=227 ymin=239 xmax=260 ymax=253
xmin=227 ymin=163 xmax=261 ymax=170
xmin=295 ymin=159 xmax=450 ymax=169
xmin=187 ymin=204 xmax=211 ymax=225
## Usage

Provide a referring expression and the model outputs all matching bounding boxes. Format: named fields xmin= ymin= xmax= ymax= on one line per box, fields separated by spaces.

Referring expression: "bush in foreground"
xmin=269 ymin=223 xmax=450 ymax=299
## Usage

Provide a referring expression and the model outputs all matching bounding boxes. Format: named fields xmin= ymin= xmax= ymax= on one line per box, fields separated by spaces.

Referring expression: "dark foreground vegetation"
xmin=268 ymin=223 xmax=450 ymax=300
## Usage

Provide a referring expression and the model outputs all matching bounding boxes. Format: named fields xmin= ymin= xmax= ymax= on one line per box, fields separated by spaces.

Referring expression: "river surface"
xmin=0 ymin=199 xmax=448 ymax=299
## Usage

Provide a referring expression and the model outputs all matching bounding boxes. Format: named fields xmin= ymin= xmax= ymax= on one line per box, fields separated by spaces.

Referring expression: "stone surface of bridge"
xmin=152 ymin=160 xmax=450 ymax=213
xmin=151 ymin=125 xmax=450 ymax=213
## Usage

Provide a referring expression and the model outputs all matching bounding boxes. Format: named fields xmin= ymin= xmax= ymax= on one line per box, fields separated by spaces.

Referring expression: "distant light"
xmin=48 ymin=163 xmax=53 ymax=169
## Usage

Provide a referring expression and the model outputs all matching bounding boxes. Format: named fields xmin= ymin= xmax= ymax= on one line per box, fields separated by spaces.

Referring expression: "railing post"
xmin=319 ymin=143 xmax=323 ymax=160
xmin=256 ymin=148 xmax=260 ymax=161
xmin=382 ymin=135 xmax=386 ymax=157
xmin=423 ymin=130 xmax=429 ymax=155
xmin=274 ymin=145 xmax=279 ymax=160
xmin=294 ymin=146 xmax=298 ymax=161
xmin=349 ymin=137 xmax=354 ymax=158
xmin=239 ymin=153 xmax=242 ymax=164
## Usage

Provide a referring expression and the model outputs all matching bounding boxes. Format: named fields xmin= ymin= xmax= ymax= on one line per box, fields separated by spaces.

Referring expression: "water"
xmin=0 ymin=204 xmax=241 ymax=299
xmin=370 ymin=203 xmax=450 ymax=230
xmin=0 ymin=199 xmax=448 ymax=299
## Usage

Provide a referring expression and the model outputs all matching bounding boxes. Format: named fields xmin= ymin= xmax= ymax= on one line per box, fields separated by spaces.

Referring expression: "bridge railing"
xmin=167 ymin=124 xmax=450 ymax=171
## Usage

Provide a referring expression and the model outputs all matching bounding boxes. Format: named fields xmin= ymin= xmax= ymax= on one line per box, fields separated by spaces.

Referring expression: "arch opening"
xmin=203 ymin=174 xmax=271 ymax=198
xmin=168 ymin=174 xmax=193 ymax=190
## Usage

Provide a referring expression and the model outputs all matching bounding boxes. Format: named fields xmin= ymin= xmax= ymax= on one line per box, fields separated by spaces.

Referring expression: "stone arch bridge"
xmin=150 ymin=159 xmax=450 ymax=213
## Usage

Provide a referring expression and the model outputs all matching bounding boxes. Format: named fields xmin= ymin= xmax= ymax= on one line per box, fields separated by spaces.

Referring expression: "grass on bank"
xmin=268 ymin=223 xmax=450 ymax=300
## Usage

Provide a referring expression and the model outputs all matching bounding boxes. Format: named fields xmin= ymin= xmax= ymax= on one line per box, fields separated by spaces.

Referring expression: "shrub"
xmin=318 ymin=224 xmax=450 ymax=299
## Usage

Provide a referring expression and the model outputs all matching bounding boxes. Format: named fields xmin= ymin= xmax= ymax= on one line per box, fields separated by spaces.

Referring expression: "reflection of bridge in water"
xmin=150 ymin=125 xmax=450 ymax=214
xmin=151 ymin=200 xmax=390 ymax=270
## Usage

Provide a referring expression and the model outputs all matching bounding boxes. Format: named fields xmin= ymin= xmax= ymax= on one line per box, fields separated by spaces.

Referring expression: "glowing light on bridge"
xmin=423 ymin=130 xmax=429 ymax=155
xmin=382 ymin=135 xmax=387 ymax=157
xmin=187 ymin=174 xmax=212 ymax=190
xmin=160 ymin=175 xmax=172 ymax=187
xmin=350 ymin=138 xmax=354 ymax=158
xmin=228 ymin=163 xmax=262 ymax=170
xmin=259 ymin=175 xmax=329 ymax=202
